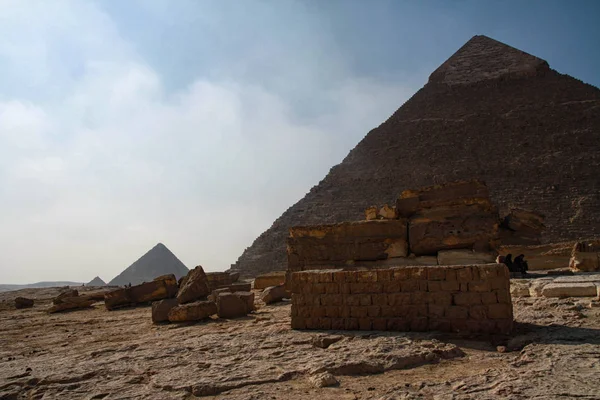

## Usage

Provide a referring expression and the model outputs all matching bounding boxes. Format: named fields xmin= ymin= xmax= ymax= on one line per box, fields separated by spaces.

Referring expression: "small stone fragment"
xmin=312 ymin=335 xmax=343 ymax=349
xmin=308 ymin=372 xmax=339 ymax=388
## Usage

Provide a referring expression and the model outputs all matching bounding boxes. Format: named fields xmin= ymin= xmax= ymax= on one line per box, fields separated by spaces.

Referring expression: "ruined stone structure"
xmin=287 ymin=180 xmax=500 ymax=273
xmin=289 ymin=265 xmax=513 ymax=334
xmin=232 ymin=35 xmax=600 ymax=278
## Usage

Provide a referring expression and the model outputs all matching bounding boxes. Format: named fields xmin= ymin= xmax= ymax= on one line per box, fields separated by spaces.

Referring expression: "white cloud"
xmin=0 ymin=0 xmax=413 ymax=283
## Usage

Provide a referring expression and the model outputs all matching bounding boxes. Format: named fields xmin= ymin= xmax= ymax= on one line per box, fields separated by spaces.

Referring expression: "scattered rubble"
xmin=48 ymin=291 xmax=96 ymax=313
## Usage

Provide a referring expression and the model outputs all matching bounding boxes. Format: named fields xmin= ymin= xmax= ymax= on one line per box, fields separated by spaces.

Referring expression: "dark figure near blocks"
xmin=513 ymin=254 xmax=528 ymax=275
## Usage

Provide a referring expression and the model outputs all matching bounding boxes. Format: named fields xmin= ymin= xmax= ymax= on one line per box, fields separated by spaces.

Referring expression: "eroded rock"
xmin=217 ymin=292 xmax=253 ymax=319
xmin=48 ymin=294 xmax=95 ymax=313
xmin=260 ymin=285 xmax=289 ymax=304
xmin=15 ymin=297 xmax=34 ymax=309
xmin=312 ymin=335 xmax=343 ymax=349
xmin=309 ymin=372 xmax=339 ymax=388
xmin=105 ymin=274 xmax=178 ymax=310
xmin=168 ymin=300 xmax=217 ymax=322
xmin=177 ymin=266 xmax=210 ymax=304
xmin=152 ymin=298 xmax=179 ymax=323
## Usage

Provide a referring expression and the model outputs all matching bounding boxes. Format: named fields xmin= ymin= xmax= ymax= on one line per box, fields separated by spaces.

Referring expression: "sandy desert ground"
xmin=1 ymin=284 xmax=599 ymax=400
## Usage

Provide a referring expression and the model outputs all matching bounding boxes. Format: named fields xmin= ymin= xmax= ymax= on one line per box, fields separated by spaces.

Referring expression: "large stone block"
xmin=254 ymin=271 xmax=286 ymax=290
xmin=408 ymin=205 xmax=498 ymax=256
xmin=569 ymin=252 xmax=599 ymax=272
xmin=168 ymin=300 xmax=217 ymax=322
xmin=130 ymin=274 xmax=178 ymax=303
xmin=217 ymin=292 xmax=253 ymax=319
xmin=437 ymin=250 xmax=496 ymax=265
xmin=569 ymin=242 xmax=600 ymax=272
xmin=287 ymin=220 xmax=408 ymax=270
xmin=152 ymin=298 xmax=179 ymax=323
xmin=498 ymin=243 xmax=572 ymax=271
xmin=105 ymin=274 xmax=178 ymax=310
xmin=541 ymin=282 xmax=598 ymax=298
xmin=206 ymin=272 xmax=238 ymax=291
xmin=48 ymin=294 xmax=96 ymax=313
xmin=15 ymin=297 xmax=34 ymax=309
xmin=260 ymin=285 xmax=290 ymax=304
xmin=104 ymin=288 xmax=132 ymax=310
xmin=502 ymin=208 xmax=545 ymax=236
xmin=177 ymin=266 xmax=210 ymax=304
xmin=397 ymin=180 xmax=493 ymax=215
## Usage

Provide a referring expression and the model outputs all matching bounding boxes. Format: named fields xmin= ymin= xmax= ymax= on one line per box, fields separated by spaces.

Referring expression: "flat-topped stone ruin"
xmin=286 ymin=180 xmax=513 ymax=273
xmin=286 ymin=180 xmax=518 ymax=333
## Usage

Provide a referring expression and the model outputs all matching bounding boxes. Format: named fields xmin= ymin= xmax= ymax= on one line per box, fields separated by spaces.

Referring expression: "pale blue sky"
xmin=0 ymin=0 xmax=598 ymax=283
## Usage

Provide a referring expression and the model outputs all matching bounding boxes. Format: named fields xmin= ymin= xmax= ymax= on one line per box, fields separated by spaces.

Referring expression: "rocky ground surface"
xmin=1 ymin=284 xmax=599 ymax=400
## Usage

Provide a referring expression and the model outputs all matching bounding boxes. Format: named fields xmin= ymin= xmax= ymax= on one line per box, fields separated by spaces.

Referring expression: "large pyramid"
xmin=108 ymin=243 xmax=189 ymax=286
xmin=232 ymin=35 xmax=600 ymax=277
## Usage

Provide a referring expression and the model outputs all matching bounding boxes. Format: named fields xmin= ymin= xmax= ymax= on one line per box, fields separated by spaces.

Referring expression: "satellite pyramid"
xmin=108 ymin=243 xmax=189 ymax=286
xmin=232 ymin=35 xmax=600 ymax=277
xmin=86 ymin=276 xmax=106 ymax=286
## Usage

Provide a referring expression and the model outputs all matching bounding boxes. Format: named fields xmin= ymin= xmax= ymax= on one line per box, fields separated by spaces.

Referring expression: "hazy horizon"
xmin=1 ymin=0 xmax=599 ymax=284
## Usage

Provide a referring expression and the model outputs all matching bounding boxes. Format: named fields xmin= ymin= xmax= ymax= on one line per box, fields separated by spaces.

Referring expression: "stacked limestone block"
xmin=206 ymin=272 xmax=240 ymax=291
xmin=498 ymin=208 xmax=546 ymax=245
xmin=287 ymin=220 xmax=408 ymax=272
xmin=396 ymin=180 xmax=499 ymax=255
xmin=287 ymin=181 xmax=499 ymax=274
xmin=289 ymin=264 xmax=513 ymax=334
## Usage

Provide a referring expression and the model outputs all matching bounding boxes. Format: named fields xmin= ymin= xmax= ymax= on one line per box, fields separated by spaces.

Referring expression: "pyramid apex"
xmin=428 ymin=35 xmax=549 ymax=86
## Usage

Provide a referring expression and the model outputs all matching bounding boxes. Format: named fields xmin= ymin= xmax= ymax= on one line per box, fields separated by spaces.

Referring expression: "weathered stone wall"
xmin=287 ymin=182 xmax=499 ymax=273
xmin=206 ymin=272 xmax=237 ymax=291
xmin=287 ymin=220 xmax=408 ymax=272
xmin=289 ymin=264 xmax=513 ymax=334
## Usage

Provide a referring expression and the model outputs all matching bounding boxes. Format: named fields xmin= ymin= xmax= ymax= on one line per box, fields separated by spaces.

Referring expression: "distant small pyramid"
xmin=86 ymin=276 xmax=106 ymax=286
xmin=108 ymin=243 xmax=189 ymax=286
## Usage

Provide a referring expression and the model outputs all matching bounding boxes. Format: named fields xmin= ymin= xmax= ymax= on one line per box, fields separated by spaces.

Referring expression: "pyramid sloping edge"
xmin=428 ymin=35 xmax=550 ymax=86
